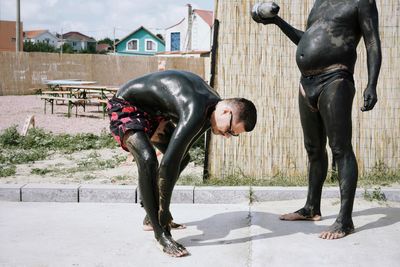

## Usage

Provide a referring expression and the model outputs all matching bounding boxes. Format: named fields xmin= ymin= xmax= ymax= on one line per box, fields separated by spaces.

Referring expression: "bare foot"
xmin=143 ymin=221 xmax=186 ymax=231
xmin=279 ymin=212 xmax=321 ymax=221
xmin=319 ymin=221 xmax=354 ymax=240
xmin=319 ymin=230 xmax=346 ymax=239
xmin=157 ymin=233 xmax=189 ymax=257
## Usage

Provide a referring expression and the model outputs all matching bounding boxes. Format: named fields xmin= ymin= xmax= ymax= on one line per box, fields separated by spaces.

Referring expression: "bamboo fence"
xmin=209 ymin=0 xmax=400 ymax=178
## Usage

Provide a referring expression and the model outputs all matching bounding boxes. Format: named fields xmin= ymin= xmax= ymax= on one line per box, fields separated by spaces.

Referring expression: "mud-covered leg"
xmin=318 ymin=78 xmax=357 ymax=239
xmin=124 ymin=131 xmax=188 ymax=256
xmin=142 ymin=121 xmax=189 ymax=231
xmin=280 ymin=89 xmax=327 ymax=221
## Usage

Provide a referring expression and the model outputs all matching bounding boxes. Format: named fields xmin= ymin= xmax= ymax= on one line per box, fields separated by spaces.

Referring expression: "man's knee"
xmin=330 ymin=143 xmax=353 ymax=160
xmin=304 ymin=142 xmax=326 ymax=162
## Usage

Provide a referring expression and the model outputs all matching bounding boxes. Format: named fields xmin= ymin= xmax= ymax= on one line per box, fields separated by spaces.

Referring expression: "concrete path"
xmin=1 ymin=198 xmax=399 ymax=267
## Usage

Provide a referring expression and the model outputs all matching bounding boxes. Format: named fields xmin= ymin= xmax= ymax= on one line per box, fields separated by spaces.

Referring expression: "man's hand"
xmin=251 ymin=2 xmax=279 ymax=24
xmin=361 ymin=86 xmax=378 ymax=112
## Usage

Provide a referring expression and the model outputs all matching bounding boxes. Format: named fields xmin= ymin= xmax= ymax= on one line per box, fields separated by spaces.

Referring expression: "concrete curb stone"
xmin=1 ymin=184 xmax=399 ymax=203
xmin=0 ymin=184 xmax=25 ymax=201
xmin=21 ymin=184 xmax=79 ymax=202
xmin=194 ymin=186 xmax=250 ymax=204
xmin=137 ymin=185 xmax=194 ymax=204
xmin=79 ymin=185 xmax=137 ymax=203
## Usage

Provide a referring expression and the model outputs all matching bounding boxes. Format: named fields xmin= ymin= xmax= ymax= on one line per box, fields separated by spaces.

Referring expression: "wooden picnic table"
xmin=39 ymin=84 xmax=119 ymax=118
xmin=60 ymin=85 xmax=119 ymax=101
xmin=43 ymin=79 xmax=97 ymax=91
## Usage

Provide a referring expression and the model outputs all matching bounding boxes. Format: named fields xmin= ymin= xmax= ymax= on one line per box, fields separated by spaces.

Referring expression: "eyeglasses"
xmin=226 ymin=112 xmax=239 ymax=137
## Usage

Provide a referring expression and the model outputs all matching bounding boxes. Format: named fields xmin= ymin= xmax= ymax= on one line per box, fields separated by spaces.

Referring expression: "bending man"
xmin=107 ymin=70 xmax=257 ymax=256
xmin=252 ymin=0 xmax=381 ymax=239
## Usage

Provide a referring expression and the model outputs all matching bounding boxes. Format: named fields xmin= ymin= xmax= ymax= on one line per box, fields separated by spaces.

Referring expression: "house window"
xmin=171 ymin=32 xmax=180 ymax=51
xmin=145 ymin=39 xmax=157 ymax=52
xmin=127 ymin=39 xmax=139 ymax=51
xmin=72 ymin=42 xmax=77 ymax=46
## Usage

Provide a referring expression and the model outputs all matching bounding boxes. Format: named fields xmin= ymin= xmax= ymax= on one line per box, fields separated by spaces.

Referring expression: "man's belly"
xmin=296 ymin=26 xmax=357 ymax=75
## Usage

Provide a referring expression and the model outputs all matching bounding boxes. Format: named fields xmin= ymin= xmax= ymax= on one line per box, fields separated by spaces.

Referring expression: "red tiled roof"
xmin=24 ymin=30 xmax=47 ymax=39
xmin=62 ymin=31 xmax=96 ymax=42
xmin=194 ymin=9 xmax=213 ymax=27
xmin=96 ymin=43 xmax=111 ymax=52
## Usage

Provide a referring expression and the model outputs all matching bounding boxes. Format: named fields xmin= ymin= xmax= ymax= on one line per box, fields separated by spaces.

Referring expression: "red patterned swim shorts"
xmin=107 ymin=97 xmax=167 ymax=151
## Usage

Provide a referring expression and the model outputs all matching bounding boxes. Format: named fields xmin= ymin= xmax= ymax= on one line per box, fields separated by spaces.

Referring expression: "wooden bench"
xmin=90 ymin=98 xmax=109 ymax=118
xmin=40 ymin=96 xmax=87 ymax=118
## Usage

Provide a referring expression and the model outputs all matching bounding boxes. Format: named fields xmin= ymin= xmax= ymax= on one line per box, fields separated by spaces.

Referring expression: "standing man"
xmin=107 ymin=70 xmax=257 ymax=256
xmin=252 ymin=0 xmax=381 ymax=239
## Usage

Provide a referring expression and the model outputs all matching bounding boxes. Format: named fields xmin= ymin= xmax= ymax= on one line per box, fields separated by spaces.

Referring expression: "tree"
xmin=58 ymin=43 xmax=74 ymax=54
xmin=97 ymin=37 xmax=113 ymax=46
xmin=23 ymin=41 xmax=56 ymax=52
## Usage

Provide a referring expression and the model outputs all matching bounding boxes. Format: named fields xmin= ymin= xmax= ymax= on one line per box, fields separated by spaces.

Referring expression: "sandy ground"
xmin=0 ymin=95 xmax=203 ymax=185
xmin=0 ymin=95 xmax=109 ymax=134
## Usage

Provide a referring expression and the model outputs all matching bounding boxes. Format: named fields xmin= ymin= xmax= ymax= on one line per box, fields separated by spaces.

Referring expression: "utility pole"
xmin=113 ymin=27 xmax=116 ymax=54
xmin=186 ymin=4 xmax=193 ymax=51
xmin=16 ymin=0 xmax=21 ymax=52
xmin=60 ymin=27 xmax=63 ymax=55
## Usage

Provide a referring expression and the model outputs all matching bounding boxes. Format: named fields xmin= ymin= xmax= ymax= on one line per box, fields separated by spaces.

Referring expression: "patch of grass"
xmin=0 ymin=126 xmax=117 ymax=152
xmin=203 ymin=171 xmax=309 ymax=187
xmin=0 ymin=165 xmax=16 ymax=177
xmin=31 ymin=168 xmax=52 ymax=175
xmin=83 ymin=174 xmax=96 ymax=180
xmin=0 ymin=149 xmax=48 ymax=165
xmin=113 ymin=175 xmax=130 ymax=181
xmin=39 ymin=154 xmax=128 ymax=176
xmin=358 ymin=161 xmax=400 ymax=187
xmin=177 ymin=174 xmax=203 ymax=185
xmin=0 ymin=126 xmax=118 ymax=167
xmin=363 ymin=187 xmax=387 ymax=202
xmin=189 ymin=147 xmax=205 ymax=166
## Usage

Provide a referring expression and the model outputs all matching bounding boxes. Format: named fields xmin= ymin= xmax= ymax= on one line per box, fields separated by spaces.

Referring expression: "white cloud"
xmin=0 ymin=0 xmax=214 ymax=39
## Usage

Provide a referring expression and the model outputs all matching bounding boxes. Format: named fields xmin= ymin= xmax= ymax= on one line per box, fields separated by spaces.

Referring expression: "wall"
xmin=0 ymin=52 xmax=207 ymax=95
xmin=0 ymin=20 xmax=23 ymax=52
xmin=209 ymin=0 xmax=400 ymax=177
xmin=192 ymin=13 xmax=212 ymax=51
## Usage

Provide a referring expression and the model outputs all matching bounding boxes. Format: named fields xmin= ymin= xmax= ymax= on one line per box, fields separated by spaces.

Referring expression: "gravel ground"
xmin=0 ymin=95 xmax=109 ymax=135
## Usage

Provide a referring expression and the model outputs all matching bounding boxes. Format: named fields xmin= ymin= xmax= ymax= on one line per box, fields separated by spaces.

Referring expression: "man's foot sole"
xmin=279 ymin=212 xmax=321 ymax=221
xmin=143 ymin=221 xmax=186 ymax=231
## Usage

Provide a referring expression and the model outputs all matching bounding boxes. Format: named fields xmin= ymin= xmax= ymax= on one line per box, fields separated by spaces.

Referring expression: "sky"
xmin=0 ymin=0 xmax=214 ymax=40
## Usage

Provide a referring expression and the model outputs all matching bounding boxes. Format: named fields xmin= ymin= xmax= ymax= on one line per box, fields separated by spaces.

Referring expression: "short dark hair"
xmin=226 ymin=98 xmax=257 ymax=131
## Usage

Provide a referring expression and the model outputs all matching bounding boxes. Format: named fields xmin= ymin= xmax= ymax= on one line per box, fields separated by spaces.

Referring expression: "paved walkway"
xmin=1 ymin=198 xmax=399 ymax=267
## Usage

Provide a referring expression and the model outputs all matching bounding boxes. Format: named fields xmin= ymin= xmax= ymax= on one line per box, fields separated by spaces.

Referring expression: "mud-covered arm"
xmin=158 ymin=118 xmax=204 ymax=228
xmin=274 ymin=16 xmax=304 ymax=45
xmin=358 ymin=0 xmax=382 ymax=111
xmin=252 ymin=15 xmax=304 ymax=45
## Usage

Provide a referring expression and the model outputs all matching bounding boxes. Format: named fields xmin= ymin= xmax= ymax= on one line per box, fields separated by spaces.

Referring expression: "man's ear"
xmin=222 ymin=108 xmax=230 ymax=115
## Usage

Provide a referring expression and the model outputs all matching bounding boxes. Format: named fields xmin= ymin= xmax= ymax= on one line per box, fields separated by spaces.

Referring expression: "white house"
xmin=60 ymin=31 xmax=97 ymax=52
xmin=163 ymin=5 xmax=213 ymax=55
xmin=24 ymin=30 xmax=59 ymax=47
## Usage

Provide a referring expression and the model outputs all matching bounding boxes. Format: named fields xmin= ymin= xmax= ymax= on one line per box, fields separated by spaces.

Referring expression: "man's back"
xmin=116 ymin=70 xmax=220 ymax=123
xmin=296 ymin=0 xmax=362 ymax=74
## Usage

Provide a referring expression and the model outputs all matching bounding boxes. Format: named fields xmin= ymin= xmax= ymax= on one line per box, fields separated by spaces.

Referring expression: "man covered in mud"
xmin=107 ymin=70 xmax=257 ymax=256
xmin=252 ymin=0 xmax=381 ymax=239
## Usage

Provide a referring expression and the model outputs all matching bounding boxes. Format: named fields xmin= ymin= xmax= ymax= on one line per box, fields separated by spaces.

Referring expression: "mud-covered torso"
xmin=296 ymin=0 xmax=362 ymax=75
xmin=115 ymin=70 xmax=220 ymax=128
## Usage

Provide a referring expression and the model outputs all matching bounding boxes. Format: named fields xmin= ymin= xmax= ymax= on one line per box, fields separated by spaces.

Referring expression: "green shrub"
xmin=0 ymin=126 xmax=21 ymax=147
xmin=0 ymin=165 xmax=16 ymax=177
